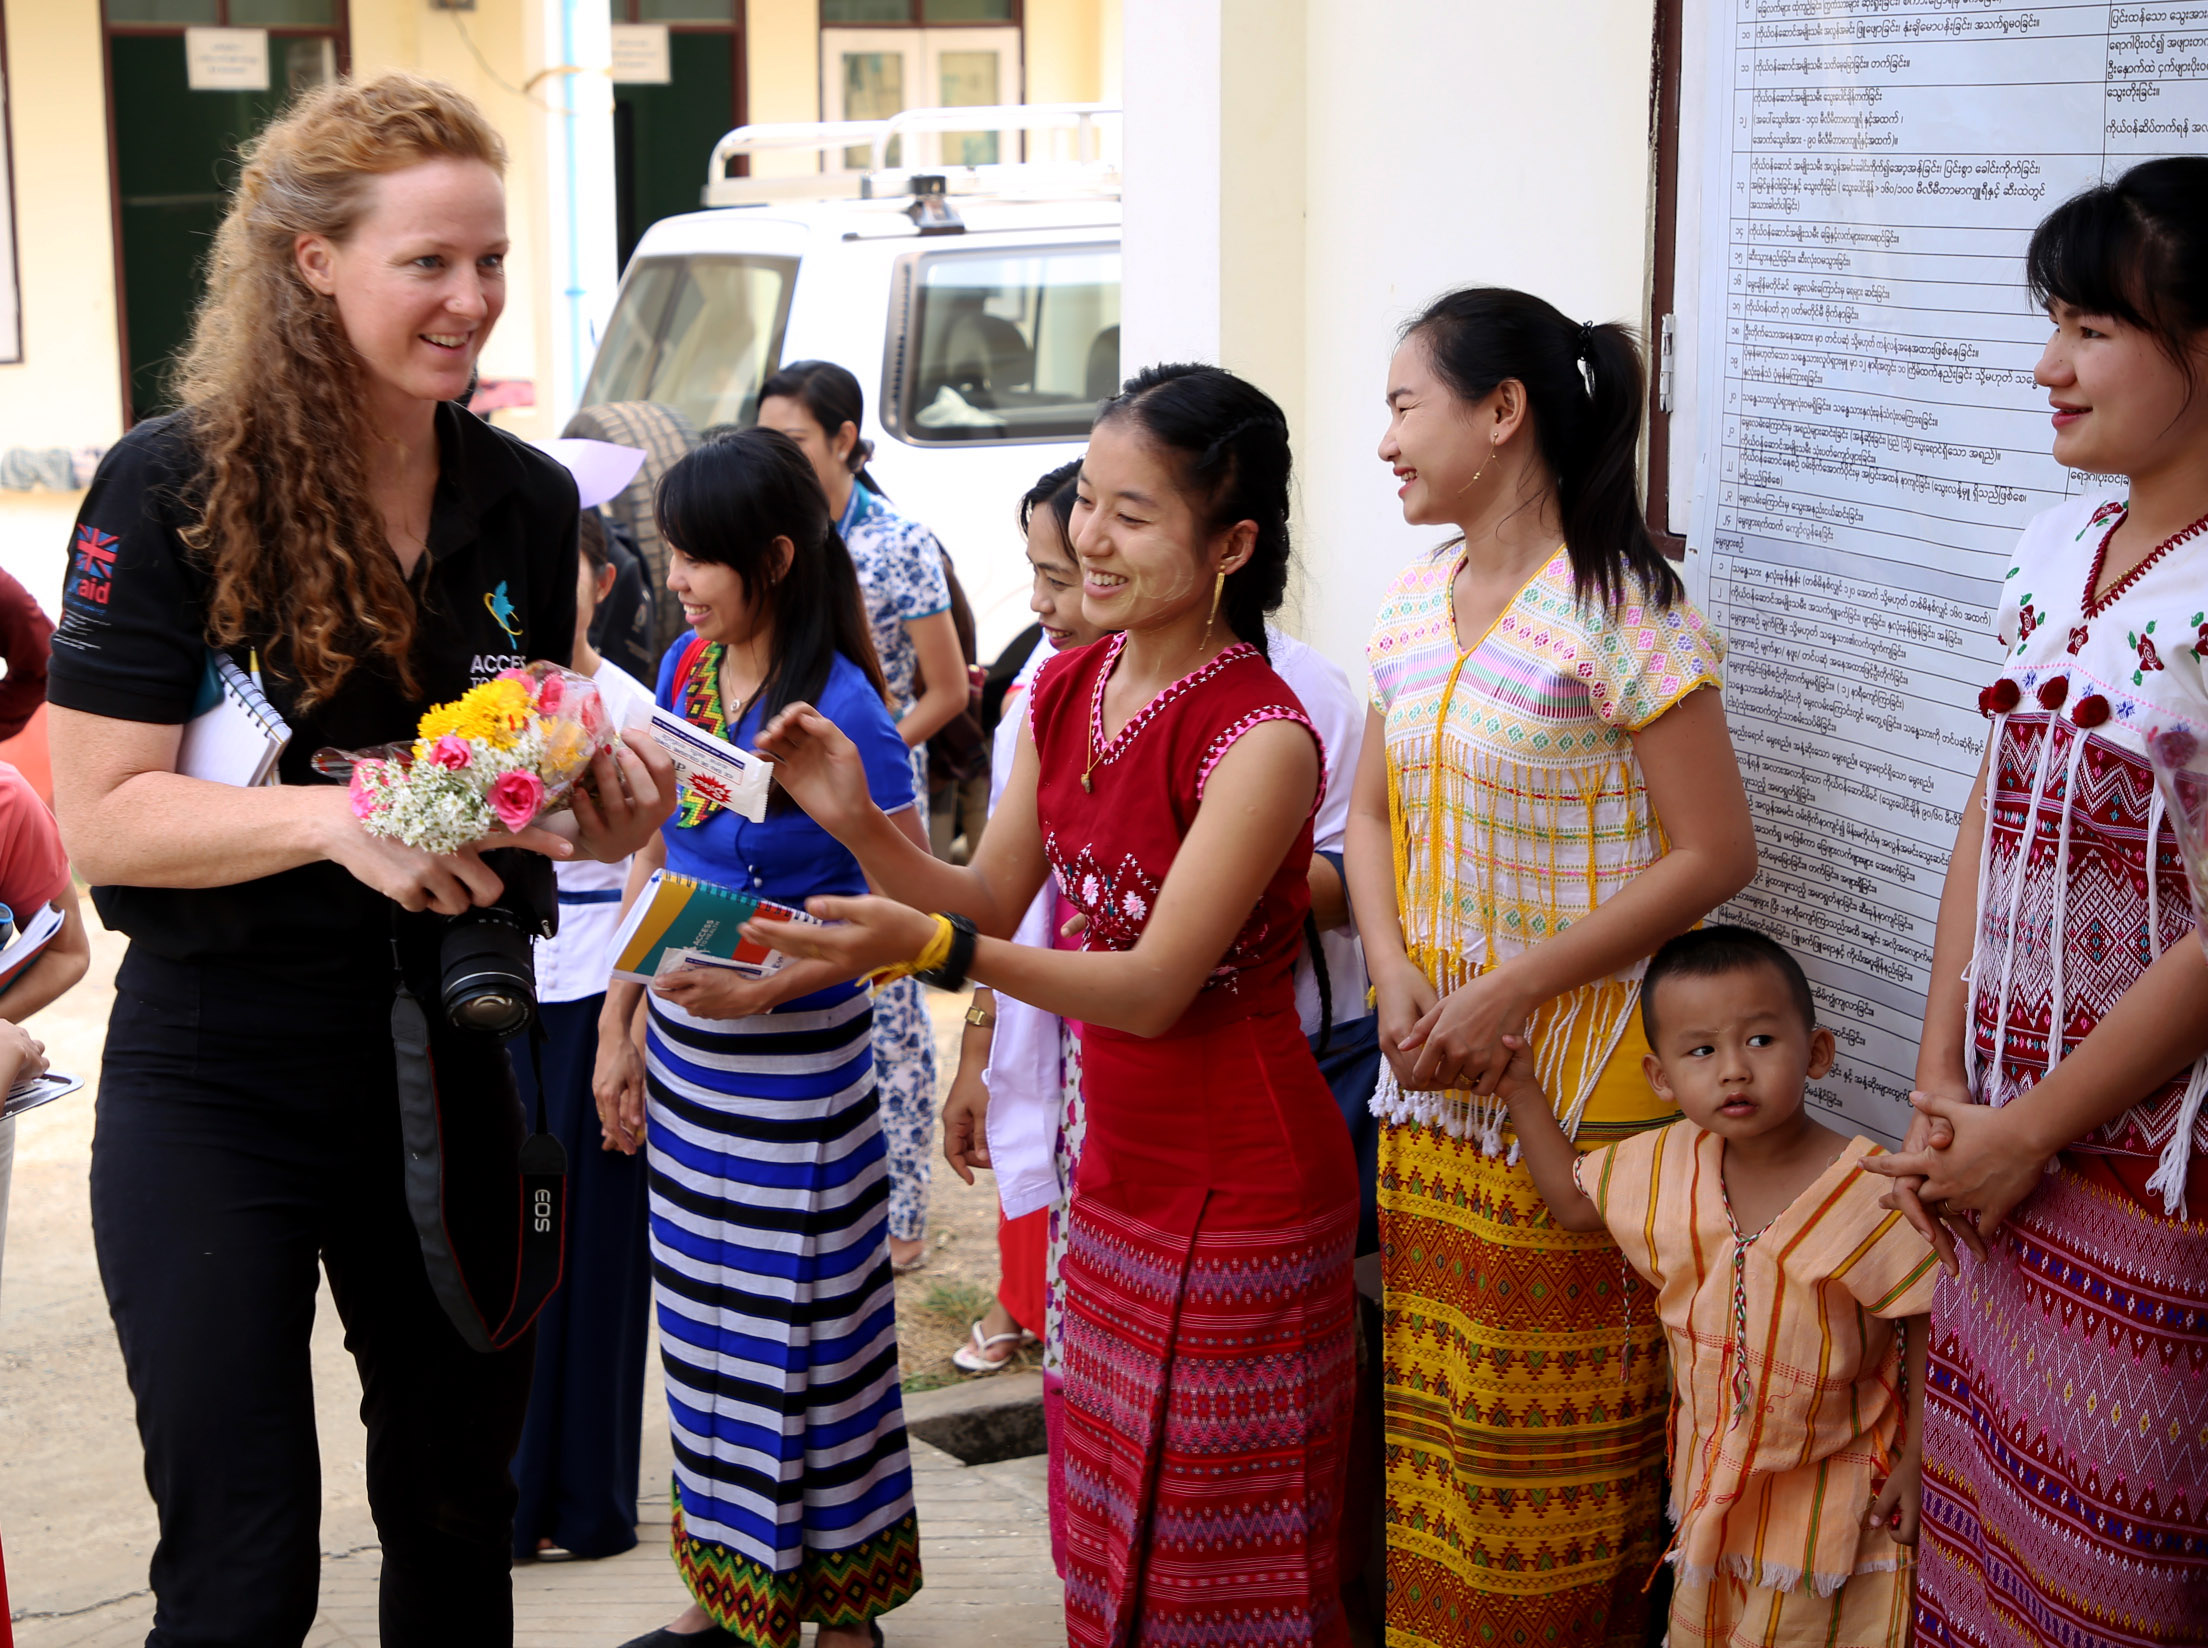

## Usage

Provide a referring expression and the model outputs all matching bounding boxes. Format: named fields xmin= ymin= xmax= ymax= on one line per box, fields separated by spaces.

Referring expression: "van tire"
xmin=563 ymin=400 xmax=700 ymax=659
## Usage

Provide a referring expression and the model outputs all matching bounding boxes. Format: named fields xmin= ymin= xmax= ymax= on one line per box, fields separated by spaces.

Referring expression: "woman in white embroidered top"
xmin=1865 ymin=156 xmax=2208 ymax=1648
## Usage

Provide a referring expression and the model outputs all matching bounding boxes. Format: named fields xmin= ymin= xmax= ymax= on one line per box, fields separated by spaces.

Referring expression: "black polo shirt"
xmin=49 ymin=402 xmax=580 ymax=984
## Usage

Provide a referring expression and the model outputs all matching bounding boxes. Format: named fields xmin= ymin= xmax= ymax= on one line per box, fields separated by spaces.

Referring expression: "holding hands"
xmin=1372 ymin=956 xmax=1440 ymax=1089
xmin=1397 ymin=965 xmax=1536 ymax=1096
xmin=1864 ymin=1085 xmax=2051 ymax=1271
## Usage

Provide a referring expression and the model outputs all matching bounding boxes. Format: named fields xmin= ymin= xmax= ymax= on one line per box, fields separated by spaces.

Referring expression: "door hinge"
xmin=1657 ymin=312 xmax=1677 ymax=414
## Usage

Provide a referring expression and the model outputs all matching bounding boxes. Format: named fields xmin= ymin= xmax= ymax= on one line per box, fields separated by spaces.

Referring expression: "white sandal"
xmin=951 ymin=1320 xmax=1034 ymax=1374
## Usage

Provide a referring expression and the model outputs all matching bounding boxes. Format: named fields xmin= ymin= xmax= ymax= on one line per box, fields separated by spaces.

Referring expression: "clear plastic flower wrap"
xmin=2147 ymin=722 xmax=2208 ymax=958
xmin=313 ymin=662 xmax=619 ymax=857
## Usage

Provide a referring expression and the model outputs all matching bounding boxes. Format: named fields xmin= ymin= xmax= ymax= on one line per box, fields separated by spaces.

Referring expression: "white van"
xmin=575 ymin=105 xmax=1123 ymax=661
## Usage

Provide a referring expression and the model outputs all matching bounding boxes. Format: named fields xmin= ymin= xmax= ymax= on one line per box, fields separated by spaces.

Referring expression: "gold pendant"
xmin=1081 ymin=774 xmax=1093 ymax=793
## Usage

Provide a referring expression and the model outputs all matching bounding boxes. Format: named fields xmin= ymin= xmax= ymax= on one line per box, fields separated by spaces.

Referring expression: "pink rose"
xmin=497 ymin=667 xmax=533 ymax=686
xmin=489 ymin=769 xmax=546 ymax=832
xmin=428 ymin=735 xmax=472 ymax=771
xmin=347 ymin=760 xmax=384 ymax=820
xmin=535 ymin=672 xmax=566 ymax=716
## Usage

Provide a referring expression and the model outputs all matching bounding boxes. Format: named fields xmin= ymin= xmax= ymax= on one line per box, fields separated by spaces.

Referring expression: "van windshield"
xmin=892 ymin=247 xmax=1121 ymax=445
xmin=579 ymin=254 xmax=798 ymax=432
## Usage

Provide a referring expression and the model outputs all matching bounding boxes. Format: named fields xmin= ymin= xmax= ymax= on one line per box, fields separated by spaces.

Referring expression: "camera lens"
xmin=439 ymin=908 xmax=538 ymax=1039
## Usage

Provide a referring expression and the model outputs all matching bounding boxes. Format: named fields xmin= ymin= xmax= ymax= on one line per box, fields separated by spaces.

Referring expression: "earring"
xmin=1202 ymin=568 xmax=1227 ymax=647
xmin=1469 ymin=436 xmax=1498 ymax=489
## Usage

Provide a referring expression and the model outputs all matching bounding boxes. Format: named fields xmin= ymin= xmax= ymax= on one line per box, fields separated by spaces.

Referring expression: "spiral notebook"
xmin=607 ymin=869 xmax=819 ymax=983
xmin=177 ymin=651 xmax=291 ymax=787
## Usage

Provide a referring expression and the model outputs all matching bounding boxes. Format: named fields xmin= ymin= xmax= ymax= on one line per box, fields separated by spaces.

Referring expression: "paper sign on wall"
xmin=185 ymin=29 xmax=270 ymax=93
xmin=611 ymin=25 xmax=672 ymax=86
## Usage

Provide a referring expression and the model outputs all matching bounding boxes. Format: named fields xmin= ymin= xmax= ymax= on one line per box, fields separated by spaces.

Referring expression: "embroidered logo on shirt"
xmin=484 ymin=580 xmax=522 ymax=641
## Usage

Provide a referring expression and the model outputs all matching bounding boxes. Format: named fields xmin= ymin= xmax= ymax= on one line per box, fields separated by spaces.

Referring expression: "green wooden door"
xmin=613 ymin=32 xmax=738 ymax=270
xmin=109 ymin=32 xmax=331 ymax=420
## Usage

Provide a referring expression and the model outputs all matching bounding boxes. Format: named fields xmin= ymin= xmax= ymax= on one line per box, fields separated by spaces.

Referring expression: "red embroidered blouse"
xmin=1028 ymin=634 xmax=1321 ymax=1040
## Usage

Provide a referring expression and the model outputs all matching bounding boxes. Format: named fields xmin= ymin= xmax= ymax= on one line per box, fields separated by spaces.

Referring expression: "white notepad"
xmin=176 ymin=652 xmax=291 ymax=788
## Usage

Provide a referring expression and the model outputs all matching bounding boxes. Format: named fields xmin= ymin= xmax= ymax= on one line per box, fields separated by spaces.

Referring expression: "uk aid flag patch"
xmin=69 ymin=525 xmax=118 ymax=611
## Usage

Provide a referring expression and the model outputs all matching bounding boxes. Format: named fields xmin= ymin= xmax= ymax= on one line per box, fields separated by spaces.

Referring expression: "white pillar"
xmin=540 ymin=0 xmax=619 ymax=431
xmin=1118 ymin=0 xmax=1225 ymax=369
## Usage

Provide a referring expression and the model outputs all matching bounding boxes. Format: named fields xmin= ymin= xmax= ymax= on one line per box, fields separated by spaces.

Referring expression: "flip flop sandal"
xmin=890 ymin=1247 xmax=929 ymax=1275
xmin=951 ymin=1320 xmax=1034 ymax=1374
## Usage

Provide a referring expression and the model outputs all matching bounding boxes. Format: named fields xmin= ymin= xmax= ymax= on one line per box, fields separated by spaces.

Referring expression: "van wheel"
xmin=563 ymin=401 xmax=699 ymax=660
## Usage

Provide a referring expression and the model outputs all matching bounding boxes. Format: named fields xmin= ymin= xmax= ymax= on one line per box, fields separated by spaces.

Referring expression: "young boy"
xmin=1499 ymin=925 xmax=1936 ymax=1648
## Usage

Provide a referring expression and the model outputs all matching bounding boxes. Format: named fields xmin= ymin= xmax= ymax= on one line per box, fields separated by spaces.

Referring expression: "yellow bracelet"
xmin=869 ymin=913 xmax=955 ymax=987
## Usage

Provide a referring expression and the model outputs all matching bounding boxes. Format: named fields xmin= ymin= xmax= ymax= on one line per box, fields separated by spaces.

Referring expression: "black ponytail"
xmin=1092 ymin=363 xmax=1293 ymax=661
xmin=759 ymin=359 xmax=888 ymax=498
xmin=655 ymin=427 xmax=889 ymax=723
xmin=1406 ymin=287 xmax=1679 ymax=611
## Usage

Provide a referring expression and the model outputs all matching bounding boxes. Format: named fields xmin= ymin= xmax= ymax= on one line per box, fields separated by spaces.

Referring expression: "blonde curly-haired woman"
xmin=48 ymin=76 xmax=673 ymax=1643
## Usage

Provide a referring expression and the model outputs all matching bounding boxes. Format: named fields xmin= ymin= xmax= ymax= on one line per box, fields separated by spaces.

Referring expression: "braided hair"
xmin=1091 ymin=363 xmax=1294 ymax=661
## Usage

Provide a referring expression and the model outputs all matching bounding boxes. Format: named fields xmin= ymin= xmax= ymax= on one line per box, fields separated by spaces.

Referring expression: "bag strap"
xmin=1304 ymin=911 xmax=1333 ymax=1055
xmin=392 ymin=982 xmax=568 ymax=1355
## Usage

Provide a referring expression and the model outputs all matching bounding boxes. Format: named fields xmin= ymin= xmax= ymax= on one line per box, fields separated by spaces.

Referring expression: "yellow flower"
xmin=417 ymin=678 xmax=533 ymax=750
xmin=542 ymin=718 xmax=592 ymax=780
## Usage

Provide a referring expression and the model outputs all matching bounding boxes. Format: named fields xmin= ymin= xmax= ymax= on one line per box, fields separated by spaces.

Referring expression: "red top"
xmin=1029 ymin=634 xmax=1320 ymax=1040
xmin=0 ymin=760 xmax=67 ymax=922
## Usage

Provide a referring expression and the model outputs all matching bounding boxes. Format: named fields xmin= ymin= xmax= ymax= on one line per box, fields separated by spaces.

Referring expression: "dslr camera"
xmin=437 ymin=847 xmax=558 ymax=1038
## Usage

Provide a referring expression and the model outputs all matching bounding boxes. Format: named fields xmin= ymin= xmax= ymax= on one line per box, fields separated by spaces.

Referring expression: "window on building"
xmin=819 ymin=3 xmax=1021 ymax=171
xmin=886 ymin=245 xmax=1119 ymax=446
xmin=608 ymin=0 xmax=743 ymax=268
xmin=822 ymin=2 xmax=1015 ymax=20
xmin=104 ymin=2 xmax=338 ymax=20
xmin=100 ymin=0 xmax=346 ymax=423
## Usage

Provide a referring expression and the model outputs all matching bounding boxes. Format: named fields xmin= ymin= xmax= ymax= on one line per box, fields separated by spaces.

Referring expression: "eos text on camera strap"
xmin=391 ymin=979 xmax=568 ymax=1355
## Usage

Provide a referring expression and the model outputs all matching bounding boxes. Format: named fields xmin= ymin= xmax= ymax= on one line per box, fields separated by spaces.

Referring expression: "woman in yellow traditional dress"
xmin=1344 ymin=288 xmax=1758 ymax=1646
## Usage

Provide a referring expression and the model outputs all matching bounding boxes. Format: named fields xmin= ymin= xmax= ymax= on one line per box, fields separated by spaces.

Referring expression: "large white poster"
xmin=1684 ymin=4 xmax=2208 ymax=1140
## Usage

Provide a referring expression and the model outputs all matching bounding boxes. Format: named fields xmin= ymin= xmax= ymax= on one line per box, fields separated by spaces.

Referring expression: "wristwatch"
xmin=964 ymin=1002 xmax=996 ymax=1030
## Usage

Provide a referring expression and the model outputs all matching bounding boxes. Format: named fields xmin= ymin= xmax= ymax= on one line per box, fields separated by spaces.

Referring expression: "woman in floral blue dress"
xmin=759 ymin=361 xmax=969 ymax=1269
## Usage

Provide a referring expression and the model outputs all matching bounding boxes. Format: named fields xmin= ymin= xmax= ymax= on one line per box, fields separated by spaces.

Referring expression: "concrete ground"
xmin=1 ymin=919 xmax=1062 ymax=1646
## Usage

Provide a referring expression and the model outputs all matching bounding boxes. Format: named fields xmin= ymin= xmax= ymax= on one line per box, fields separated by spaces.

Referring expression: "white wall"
xmin=1120 ymin=0 xmax=1661 ymax=674
xmin=0 ymin=0 xmax=120 ymax=455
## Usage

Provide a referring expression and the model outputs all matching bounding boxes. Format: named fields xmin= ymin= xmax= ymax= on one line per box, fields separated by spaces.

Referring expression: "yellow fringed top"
xmin=1365 ymin=546 xmax=1724 ymax=1149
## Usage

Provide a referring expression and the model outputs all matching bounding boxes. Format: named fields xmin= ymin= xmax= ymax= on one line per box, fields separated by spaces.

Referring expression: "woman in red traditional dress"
xmin=745 ymin=363 xmax=1361 ymax=1648
xmin=1867 ymin=158 xmax=2208 ymax=1647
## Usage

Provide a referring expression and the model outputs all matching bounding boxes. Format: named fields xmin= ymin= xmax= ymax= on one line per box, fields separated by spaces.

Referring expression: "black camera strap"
xmin=392 ymin=979 xmax=568 ymax=1355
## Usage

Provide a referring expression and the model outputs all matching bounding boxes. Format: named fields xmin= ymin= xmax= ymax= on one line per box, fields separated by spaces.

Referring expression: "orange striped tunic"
xmin=1576 ymin=1124 xmax=1939 ymax=1624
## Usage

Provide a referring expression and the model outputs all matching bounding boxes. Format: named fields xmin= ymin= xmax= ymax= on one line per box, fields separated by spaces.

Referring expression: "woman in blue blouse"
xmin=595 ymin=429 xmax=924 ymax=1648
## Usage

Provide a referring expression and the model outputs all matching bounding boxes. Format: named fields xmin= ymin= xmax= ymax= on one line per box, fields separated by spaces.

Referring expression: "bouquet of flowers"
xmin=2147 ymin=722 xmax=2208 ymax=959
xmin=316 ymin=662 xmax=619 ymax=856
